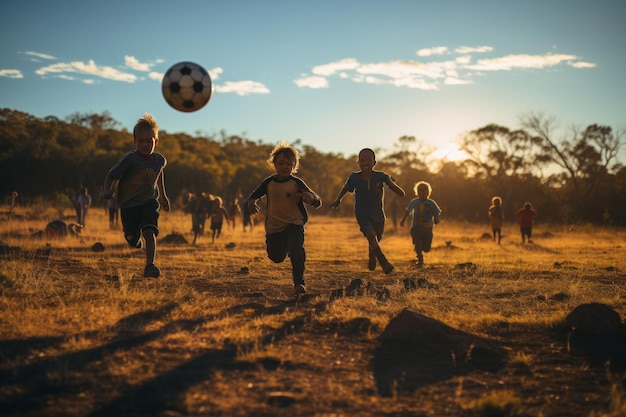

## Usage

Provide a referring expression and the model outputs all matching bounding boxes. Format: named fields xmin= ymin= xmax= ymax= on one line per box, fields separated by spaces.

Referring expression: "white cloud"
xmin=568 ymin=61 xmax=596 ymax=69
xmin=466 ymin=53 xmax=578 ymax=71
xmin=35 ymin=59 xmax=137 ymax=83
xmin=416 ymin=46 xmax=448 ymax=57
xmin=125 ymin=56 xmax=166 ymax=72
xmin=312 ymin=58 xmax=360 ymax=76
xmin=125 ymin=55 xmax=151 ymax=71
xmin=294 ymin=47 xmax=594 ymax=92
xmin=216 ymin=80 xmax=270 ymax=96
xmin=0 ymin=69 xmax=23 ymax=79
xmin=23 ymin=51 xmax=57 ymax=60
xmin=148 ymin=72 xmax=163 ymax=81
xmin=455 ymin=45 xmax=493 ymax=54
xmin=208 ymin=67 xmax=223 ymax=80
xmin=294 ymin=76 xmax=328 ymax=89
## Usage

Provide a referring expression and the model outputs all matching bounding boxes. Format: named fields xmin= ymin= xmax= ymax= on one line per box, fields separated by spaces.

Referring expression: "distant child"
xmin=488 ymin=196 xmax=504 ymax=244
xmin=516 ymin=202 xmax=537 ymax=243
xmin=248 ymin=141 xmax=322 ymax=295
xmin=77 ymin=187 xmax=91 ymax=228
xmin=330 ymin=148 xmax=405 ymax=274
xmin=103 ymin=113 xmax=170 ymax=278
xmin=210 ymin=196 xmax=231 ymax=243
xmin=400 ymin=181 xmax=441 ymax=267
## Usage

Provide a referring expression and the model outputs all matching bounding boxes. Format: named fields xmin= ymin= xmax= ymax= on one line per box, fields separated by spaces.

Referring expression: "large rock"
xmin=373 ymin=309 xmax=504 ymax=396
xmin=565 ymin=302 xmax=622 ymax=335
xmin=564 ymin=303 xmax=626 ymax=369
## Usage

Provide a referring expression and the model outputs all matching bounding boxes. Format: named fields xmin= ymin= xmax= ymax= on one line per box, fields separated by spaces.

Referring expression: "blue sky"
xmin=1 ymin=0 xmax=625 ymax=160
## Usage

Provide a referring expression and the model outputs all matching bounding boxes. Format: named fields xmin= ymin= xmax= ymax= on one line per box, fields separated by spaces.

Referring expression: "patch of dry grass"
xmin=0 ymin=207 xmax=625 ymax=416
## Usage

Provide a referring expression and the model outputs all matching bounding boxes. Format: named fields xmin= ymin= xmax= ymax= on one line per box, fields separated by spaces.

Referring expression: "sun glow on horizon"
xmin=431 ymin=143 xmax=467 ymax=162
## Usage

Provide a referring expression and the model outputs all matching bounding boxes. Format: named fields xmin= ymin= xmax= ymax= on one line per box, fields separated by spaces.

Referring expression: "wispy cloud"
xmin=568 ymin=61 xmax=596 ymax=69
xmin=22 ymin=51 xmax=57 ymax=60
xmin=125 ymin=55 xmax=165 ymax=72
xmin=294 ymin=46 xmax=594 ymax=91
xmin=312 ymin=58 xmax=360 ymax=76
xmin=35 ymin=59 xmax=137 ymax=83
xmin=466 ymin=53 xmax=578 ymax=71
xmin=294 ymin=76 xmax=328 ymax=89
xmin=0 ymin=69 xmax=23 ymax=79
xmin=216 ymin=80 xmax=270 ymax=96
xmin=417 ymin=46 xmax=448 ymax=57
xmin=455 ymin=45 xmax=493 ymax=54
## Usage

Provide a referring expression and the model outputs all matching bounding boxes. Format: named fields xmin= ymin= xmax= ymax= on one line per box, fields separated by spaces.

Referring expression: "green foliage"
xmin=0 ymin=108 xmax=624 ymax=225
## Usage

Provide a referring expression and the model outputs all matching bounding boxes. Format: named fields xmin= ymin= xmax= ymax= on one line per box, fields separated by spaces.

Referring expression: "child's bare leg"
xmin=364 ymin=230 xmax=393 ymax=274
xmin=142 ymin=229 xmax=160 ymax=278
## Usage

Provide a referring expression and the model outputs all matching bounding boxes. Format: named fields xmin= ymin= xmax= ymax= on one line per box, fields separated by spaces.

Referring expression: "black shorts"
xmin=120 ymin=200 xmax=160 ymax=247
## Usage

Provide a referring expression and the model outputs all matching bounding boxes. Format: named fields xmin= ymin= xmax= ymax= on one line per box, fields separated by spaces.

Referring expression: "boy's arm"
xmin=388 ymin=178 xmax=406 ymax=197
xmin=248 ymin=178 xmax=270 ymax=214
xmin=399 ymin=209 xmax=410 ymax=226
xmin=103 ymin=173 xmax=119 ymax=200
xmin=329 ymin=188 xmax=348 ymax=209
xmin=157 ymin=172 xmax=170 ymax=211
xmin=295 ymin=179 xmax=322 ymax=208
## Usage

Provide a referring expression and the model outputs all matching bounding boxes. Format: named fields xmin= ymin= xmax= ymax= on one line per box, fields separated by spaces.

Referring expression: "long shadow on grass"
xmin=0 ymin=298 xmax=318 ymax=417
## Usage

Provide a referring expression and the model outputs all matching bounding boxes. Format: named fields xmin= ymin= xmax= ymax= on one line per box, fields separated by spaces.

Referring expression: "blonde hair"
xmin=491 ymin=196 xmax=502 ymax=205
xmin=267 ymin=140 xmax=300 ymax=173
xmin=133 ymin=113 xmax=159 ymax=139
xmin=413 ymin=181 xmax=432 ymax=197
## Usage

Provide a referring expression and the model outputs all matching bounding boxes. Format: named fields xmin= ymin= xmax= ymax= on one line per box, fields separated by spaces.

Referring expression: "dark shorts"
xmin=520 ymin=226 xmax=532 ymax=238
xmin=357 ymin=217 xmax=385 ymax=241
xmin=411 ymin=225 xmax=434 ymax=252
xmin=121 ymin=200 xmax=160 ymax=247
xmin=211 ymin=220 xmax=223 ymax=231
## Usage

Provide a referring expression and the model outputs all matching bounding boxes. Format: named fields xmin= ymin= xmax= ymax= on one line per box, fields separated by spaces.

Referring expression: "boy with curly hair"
xmin=248 ymin=141 xmax=322 ymax=295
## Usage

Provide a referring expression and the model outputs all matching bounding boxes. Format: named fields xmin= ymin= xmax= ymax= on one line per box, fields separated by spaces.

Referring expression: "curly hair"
xmin=413 ymin=181 xmax=432 ymax=197
xmin=267 ymin=140 xmax=300 ymax=173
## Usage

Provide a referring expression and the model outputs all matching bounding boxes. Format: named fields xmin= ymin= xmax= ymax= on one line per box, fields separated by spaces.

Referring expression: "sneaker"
xmin=143 ymin=263 xmax=161 ymax=278
xmin=368 ymin=251 xmax=377 ymax=271
xmin=381 ymin=262 xmax=394 ymax=274
xmin=415 ymin=261 xmax=424 ymax=268
xmin=295 ymin=283 xmax=306 ymax=295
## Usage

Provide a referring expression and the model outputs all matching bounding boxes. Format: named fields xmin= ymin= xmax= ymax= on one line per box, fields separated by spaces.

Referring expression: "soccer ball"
xmin=161 ymin=61 xmax=213 ymax=112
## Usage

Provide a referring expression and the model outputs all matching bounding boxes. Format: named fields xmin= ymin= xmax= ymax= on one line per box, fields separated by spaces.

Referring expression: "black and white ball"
xmin=161 ymin=61 xmax=213 ymax=112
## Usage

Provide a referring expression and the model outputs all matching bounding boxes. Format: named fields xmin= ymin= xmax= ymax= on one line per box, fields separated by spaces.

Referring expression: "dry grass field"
xmin=1 ymin=206 xmax=625 ymax=417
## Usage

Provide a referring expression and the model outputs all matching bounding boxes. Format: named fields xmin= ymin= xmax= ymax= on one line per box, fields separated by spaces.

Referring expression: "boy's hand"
xmin=249 ymin=202 xmax=260 ymax=214
xmin=400 ymin=219 xmax=405 ymax=227
xmin=301 ymin=191 xmax=315 ymax=205
xmin=160 ymin=196 xmax=171 ymax=212
xmin=103 ymin=190 xmax=114 ymax=200
xmin=329 ymin=199 xmax=340 ymax=209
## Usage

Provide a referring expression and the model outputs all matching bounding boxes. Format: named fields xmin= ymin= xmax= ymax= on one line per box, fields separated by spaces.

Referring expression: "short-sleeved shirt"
xmin=108 ymin=151 xmax=167 ymax=209
xmin=517 ymin=208 xmax=537 ymax=227
xmin=406 ymin=198 xmax=442 ymax=228
xmin=249 ymin=175 xmax=321 ymax=235
xmin=342 ymin=171 xmax=394 ymax=223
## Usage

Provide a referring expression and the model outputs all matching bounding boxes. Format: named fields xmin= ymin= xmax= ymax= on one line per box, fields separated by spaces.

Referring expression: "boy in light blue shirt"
xmin=400 ymin=181 xmax=441 ymax=267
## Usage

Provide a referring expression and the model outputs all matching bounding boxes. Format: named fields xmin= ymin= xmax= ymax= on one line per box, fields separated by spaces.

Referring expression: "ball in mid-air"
xmin=161 ymin=61 xmax=213 ymax=112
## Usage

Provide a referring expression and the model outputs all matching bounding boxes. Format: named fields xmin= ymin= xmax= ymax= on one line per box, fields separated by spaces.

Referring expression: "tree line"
xmin=1 ymin=108 xmax=624 ymax=226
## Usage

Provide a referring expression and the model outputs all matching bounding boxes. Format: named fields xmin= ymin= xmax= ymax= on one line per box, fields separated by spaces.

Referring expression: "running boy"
xmin=103 ymin=113 xmax=170 ymax=278
xmin=400 ymin=181 xmax=441 ymax=267
xmin=488 ymin=196 xmax=504 ymax=244
xmin=248 ymin=141 xmax=322 ymax=295
xmin=330 ymin=148 xmax=405 ymax=274
xmin=210 ymin=196 xmax=231 ymax=243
